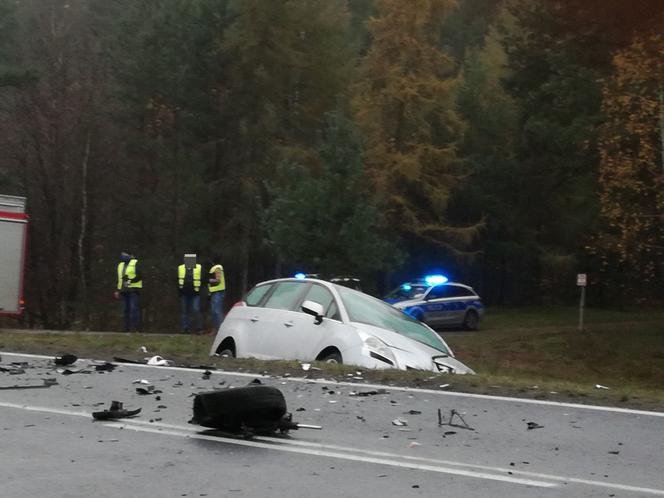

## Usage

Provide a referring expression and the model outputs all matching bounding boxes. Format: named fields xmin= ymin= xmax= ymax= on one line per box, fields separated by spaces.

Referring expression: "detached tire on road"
xmin=191 ymin=385 xmax=287 ymax=433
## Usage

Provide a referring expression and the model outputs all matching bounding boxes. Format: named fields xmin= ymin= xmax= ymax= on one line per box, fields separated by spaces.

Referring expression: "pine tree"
xmin=353 ymin=0 xmax=479 ymax=255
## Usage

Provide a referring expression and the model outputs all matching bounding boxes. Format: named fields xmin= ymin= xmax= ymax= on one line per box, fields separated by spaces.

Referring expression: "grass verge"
xmin=1 ymin=306 xmax=663 ymax=411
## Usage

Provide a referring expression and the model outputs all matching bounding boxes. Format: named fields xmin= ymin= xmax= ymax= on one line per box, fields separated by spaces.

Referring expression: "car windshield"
xmin=385 ymin=284 xmax=429 ymax=300
xmin=336 ymin=286 xmax=449 ymax=354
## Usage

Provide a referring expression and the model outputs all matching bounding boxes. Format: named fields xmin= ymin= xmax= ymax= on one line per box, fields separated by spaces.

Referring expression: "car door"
xmin=421 ymin=285 xmax=451 ymax=326
xmin=280 ymin=283 xmax=344 ymax=360
xmin=243 ymin=281 xmax=309 ymax=359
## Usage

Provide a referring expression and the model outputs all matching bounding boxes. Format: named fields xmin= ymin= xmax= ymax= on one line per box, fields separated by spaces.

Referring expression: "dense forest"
xmin=0 ymin=0 xmax=662 ymax=331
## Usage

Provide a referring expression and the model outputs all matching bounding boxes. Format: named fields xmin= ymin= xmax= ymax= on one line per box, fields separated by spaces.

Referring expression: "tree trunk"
xmin=77 ymin=130 xmax=91 ymax=329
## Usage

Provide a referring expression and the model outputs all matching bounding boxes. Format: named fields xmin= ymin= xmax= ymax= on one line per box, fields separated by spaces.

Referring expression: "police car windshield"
xmin=385 ymin=284 xmax=428 ymax=301
xmin=336 ymin=286 xmax=449 ymax=354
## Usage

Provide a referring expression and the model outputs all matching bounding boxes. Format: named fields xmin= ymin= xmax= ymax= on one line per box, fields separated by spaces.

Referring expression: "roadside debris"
xmin=406 ymin=410 xmax=422 ymax=415
xmin=94 ymin=362 xmax=116 ymax=372
xmin=113 ymin=357 xmax=144 ymax=364
xmin=136 ymin=385 xmax=162 ymax=395
xmin=202 ymin=370 xmax=212 ymax=380
xmin=438 ymin=409 xmax=475 ymax=431
xmin=0 ymin=378 xmax=58 ymax=390
xmin=190 ymin=383 xmax=321 ymax=435
xmin=349 ymin=389 xmax=388 ymax=397
xmin=54 ymin=354 xmax=77 ymax=366
xmin=527 ymin=421 xmax=544 ymax=430
xmin=146 ymin=355 xmax=174 ymax=366
xmin=58 ymin=368 xmax=92 ymax=375
xmin=92 ymin=401 xmax=141 ymax=421
xmin=439 ymin=384 xmax=450 ymax=389
xmin=0 ymin=364 xmax=26 ymax=374
xmin=595 ymin=384 xmax=610 ymax=390
xmin=392 ymin=418 xmax=408 ymax=426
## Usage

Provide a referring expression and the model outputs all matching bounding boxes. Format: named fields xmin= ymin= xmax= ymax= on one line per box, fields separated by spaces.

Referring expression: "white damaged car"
xmin=210 ymin=277 xmax=474 ymax=374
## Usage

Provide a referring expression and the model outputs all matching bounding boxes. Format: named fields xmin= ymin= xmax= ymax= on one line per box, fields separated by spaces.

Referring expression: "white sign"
xmin=577 ymin=274 xmax=587 ymax=287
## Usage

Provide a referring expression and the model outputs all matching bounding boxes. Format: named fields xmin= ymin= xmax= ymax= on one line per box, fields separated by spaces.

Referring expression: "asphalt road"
xmin=1 ymin=351 xmax=663 ymax=498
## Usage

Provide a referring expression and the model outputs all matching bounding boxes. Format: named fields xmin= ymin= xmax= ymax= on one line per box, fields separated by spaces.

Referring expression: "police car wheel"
xmin=463 ymin=310 xmax=479 ymax=331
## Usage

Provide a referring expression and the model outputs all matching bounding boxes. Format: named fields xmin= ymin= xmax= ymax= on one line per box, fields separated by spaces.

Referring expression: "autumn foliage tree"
xmin=595 ymin=33 xmax=664 ymax=295
xmin=353 ymin=0 xmax=480 ymax=256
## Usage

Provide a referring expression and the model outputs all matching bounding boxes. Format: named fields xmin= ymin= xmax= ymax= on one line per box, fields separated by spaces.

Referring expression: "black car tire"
xmin=463 ymin=310 xmax=480 ymax=331
xmin=320 ymin=351 xmax=342 ymax=364
xmin=191 ymin=385 xmax=287 ymax=432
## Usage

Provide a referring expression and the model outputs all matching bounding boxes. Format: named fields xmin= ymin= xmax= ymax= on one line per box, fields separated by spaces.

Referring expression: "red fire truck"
xmin=0 ymin=194 xmax=27 ymax=316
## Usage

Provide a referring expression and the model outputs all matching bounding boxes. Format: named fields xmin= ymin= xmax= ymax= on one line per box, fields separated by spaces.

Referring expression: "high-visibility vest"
xmin=117 ymin=259 xmax=142 ymax=290
xmin=208 ymin=264 xmax=226 ymax=293
xmin=178 ymin=264 xmax=201 ymax=292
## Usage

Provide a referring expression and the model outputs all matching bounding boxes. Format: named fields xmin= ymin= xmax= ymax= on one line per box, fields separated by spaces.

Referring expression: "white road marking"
xmin=108 ymin=422 xmax=557 ymax=488
xmin=2 ymin=400 xmax=664 ymax=495
xmin=2 ymin=350 xmax=663 ymax=418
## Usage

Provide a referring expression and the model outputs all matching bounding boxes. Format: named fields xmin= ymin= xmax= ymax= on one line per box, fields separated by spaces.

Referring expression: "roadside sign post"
xmin=577 ymin=274 xmax=587 ymax=331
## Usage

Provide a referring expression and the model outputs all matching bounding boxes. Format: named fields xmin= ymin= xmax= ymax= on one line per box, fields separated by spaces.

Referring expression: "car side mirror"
xmin=301 ymin=300 xmax=324 ymax=325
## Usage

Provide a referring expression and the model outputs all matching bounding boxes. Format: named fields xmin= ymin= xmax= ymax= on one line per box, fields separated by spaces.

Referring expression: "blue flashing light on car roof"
xmin=401 ymin=283 xmax=412 ymax=291
xmin=424 ymin=274 xmax=448 ymax=286
xmin=293 ymin=272 xmax=306 ymax=280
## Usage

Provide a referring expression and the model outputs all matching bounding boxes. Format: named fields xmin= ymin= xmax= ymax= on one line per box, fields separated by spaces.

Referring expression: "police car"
xmin=384 ymin=275 xmax=484 ymax=330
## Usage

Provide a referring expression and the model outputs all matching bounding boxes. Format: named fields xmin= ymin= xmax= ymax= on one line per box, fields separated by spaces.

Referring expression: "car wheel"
xmin=320 ymin=351 xmax=342 ymax=364
xmin=218 ymin=348 xmax=235 ymax=358
xmin=191 ymin=385 xmax=287 ymax=433
xmin=463 ymin=310 xmax=479 ymax=331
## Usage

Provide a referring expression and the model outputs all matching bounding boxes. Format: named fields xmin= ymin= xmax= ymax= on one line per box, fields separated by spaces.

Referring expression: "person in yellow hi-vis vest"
xmin=177 ymin=253 xmax=202 ymax=334
xmin=208 ymin=254 xmax=226 ymax=332
xmin=114 ymin=251 xmax=142 ymax=332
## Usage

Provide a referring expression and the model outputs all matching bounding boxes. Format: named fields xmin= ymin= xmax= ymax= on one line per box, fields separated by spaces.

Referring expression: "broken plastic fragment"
xmin=392 ymin=418 xmax=408 ymax=426
xmin=92 ymin=401 xmax=141 ymax=420
xmin=527 ymin=421 xmax=544 ymax=430
xmin=595 ymin=384 xmax=610 ymax=390
xmin=146 ymin=356 xmax=174 ymax=366
xmin=301 ymin=363 xmax=311 ymax=371
xmin=54 ymin=354 xmax=77 ymax=366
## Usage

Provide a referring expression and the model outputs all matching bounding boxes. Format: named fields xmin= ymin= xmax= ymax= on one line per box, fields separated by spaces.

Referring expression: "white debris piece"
xmin=595 ymin=384 xmax=610 ymax=390
xmin=146 ymin=355 xmax=174 ymax=366
xmin=392 ymin=418 xmax=408 ymax=427
xmin=301 ymin=363 xmax=311 ymax=371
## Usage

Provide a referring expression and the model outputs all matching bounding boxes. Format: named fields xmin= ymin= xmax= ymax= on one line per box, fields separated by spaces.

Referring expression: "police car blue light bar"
xmin=424 ymin=274 xmax=448 ymax=285
xmin=293 ymin=272 xmax=306 ymax=279
xmin=401 ymin=283 xmax=412 ymax=291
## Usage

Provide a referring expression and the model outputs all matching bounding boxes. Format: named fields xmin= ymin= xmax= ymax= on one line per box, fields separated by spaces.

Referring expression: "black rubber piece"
xmin=54 ymin=354 xmax=77 ymax=366
xmin=191 ymin=385 xmax=287 ymax=433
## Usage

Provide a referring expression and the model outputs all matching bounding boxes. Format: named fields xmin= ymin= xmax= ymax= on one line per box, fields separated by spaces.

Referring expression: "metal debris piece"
xmin=94 ymin=362 xmax=116 ymax=372
xmin=595 ymin=384 xmax=610 ymax=390
xmin=132 ymin=379 xmax=150 ymax=385
xmin=349 ymin=389 xmax=389 ymax=397
xmin=92 ymin=401 xmax=141 ymax=421
xmin=54 ymin=354 xmax=77 ymax=366
xmin=439 ymin=384 xmax=450 ymax=389
xmin=113 ymin=357 xmax=144 ymax=364
xmin=406 ymin=410 xmax=422 ymax=415
xmin=527 ymin=421 xmax=544 ymax=430
xmin=392 ymin=418 xmax=408 ymax=427
xmin=0 ymin=378 xmax=58 ymax=390
xmin=202 ymin=370 xmax=212 ymax=380
xmin=136 ymin=385 xmax=162 ymax=395
xmin=438 ymin=409 xmax=475 ymax=431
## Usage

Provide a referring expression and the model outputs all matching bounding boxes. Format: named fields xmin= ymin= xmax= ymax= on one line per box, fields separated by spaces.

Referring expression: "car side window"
xmin=447 ymin=286 xmax=474 ymax=298
xmin=301 ymin=284 xmax=340 ymax=320
xmin=245 ymin=284 xmax=272 ymax=307
xmin=262 ymin=281 xmax=305 ymax=310
xmin=427 ymin=285 xmax=451 ymax=300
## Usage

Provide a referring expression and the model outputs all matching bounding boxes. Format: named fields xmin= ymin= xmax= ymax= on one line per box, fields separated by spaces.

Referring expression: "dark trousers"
xmin=121 ymin=291 xmax=140 ymax=332
xmin=180 ymin=294 xmax=201 ymax=332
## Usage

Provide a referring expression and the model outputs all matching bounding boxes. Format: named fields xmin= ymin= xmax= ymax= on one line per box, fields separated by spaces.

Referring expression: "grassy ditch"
xmin=1 ymin=306 xmax=663 ymax=411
